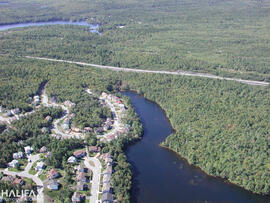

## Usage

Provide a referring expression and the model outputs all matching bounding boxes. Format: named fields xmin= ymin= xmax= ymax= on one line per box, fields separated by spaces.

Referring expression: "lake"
xmin=123 ymin=91 xmax=270 ymax=203
xmin=0 ymin=21 xmax=99 ymax=33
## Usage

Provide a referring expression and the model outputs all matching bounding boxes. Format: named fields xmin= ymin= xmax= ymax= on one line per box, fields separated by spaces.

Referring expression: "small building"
xmin=77 ymin=165 xmax=87 ymax=173
xmin=77 ymin=182 xmax=88 ymax=191
xmin=102 ymin=182 xmax=111 ymax=193
xmin=103 ymin=174 xmax=112 ymax=184
xmin=0 ymin=106 xmax=3 ymax=113
xmin=103 ymin=124 xmax=112 ymax=131
xmin=67 ymin=156 xmax=78 ymax=164
xmin=71 ymin=127 xmax=81 ymax=133
xmin=24 ymin=146 xmax=33 ymax=155
xmin=48 ymin=169 xmax=60 ymax=179
xmin=39 ymin=146 xmax=47 ymax=153
xmin=8 ymin=160 xmax=19 ymax=168
xmin=51 ymin=96 xmax=57 ymax=103
xmin=72 ymin=192 xmax=85 ymax=203
xmin=12 ymin=178 xmax=24 ymax=186
xmin=61 ymin=123 xmax=69 ymax=130
xmin=5 ymin=110 xmax=12 ymax=117
xmin=64 ymin=100 xmax=76 ymax=108
xmin=45 ymin=116 xmax=52 ymax=122
xmin=84 ymin=127 xmax=92 ymax=132
xmin=103 ymin=166 xmax=113 ymax=175
xmin=47 ymin=180 xmax=60 ymax=190
xmin=13 ymin=152 xmax=24 ymax=159
xmin=41 ymin=127 xmax=49 ymax=134
xmin=11 ymin=108 xmax=20 ymax=115
xmin=35 ymin=162 xmax=46 ymax=171
xmin=101 ymin=192 xmax=114 ymax=203
xmin=73 ymin=150 xmax=86 ymax=159
xmin=95 ymin=127 xmax=104 ymax=134
xmin=89 ymin=146 xmax=101 ymax=153
xmin=33 ymin=95 xmax=40 ymax=106
xmin=77 ymin=172 xmax=87 ymax=182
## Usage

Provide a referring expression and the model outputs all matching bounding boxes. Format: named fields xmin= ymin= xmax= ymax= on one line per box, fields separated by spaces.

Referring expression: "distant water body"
xmin=0 ymin=21 xmax=99 ymax=33
xmin=123 ymin=91 xmax=270 ymax=203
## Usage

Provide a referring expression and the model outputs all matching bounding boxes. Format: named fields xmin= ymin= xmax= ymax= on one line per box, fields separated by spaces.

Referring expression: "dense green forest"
xmin=1 ymin=0 xmax=270 ymax=80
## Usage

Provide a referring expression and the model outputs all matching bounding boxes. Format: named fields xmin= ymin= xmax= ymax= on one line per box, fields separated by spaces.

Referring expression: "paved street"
xmin=1 ymin=154 xmax=44 ymax=203
xmin=84 ymin=150 xmax=102 ymax=203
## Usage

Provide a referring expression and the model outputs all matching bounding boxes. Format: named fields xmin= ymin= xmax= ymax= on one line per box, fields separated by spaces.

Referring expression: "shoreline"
xmin=124 ymin=88 xmax=270 ymax=198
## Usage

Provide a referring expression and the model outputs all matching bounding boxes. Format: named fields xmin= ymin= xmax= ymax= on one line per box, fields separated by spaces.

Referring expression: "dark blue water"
xmin=123 ymin=91 xmax=270 ymax=203
xmin=0 ymin=21 xmax=99 ymax=33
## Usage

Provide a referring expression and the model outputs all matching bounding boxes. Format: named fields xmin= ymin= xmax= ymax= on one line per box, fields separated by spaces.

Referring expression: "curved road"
xmin=1 ymin=154 xmax=44 ymax=203
xmin=25 ymin=56 xmax=269 ymax=87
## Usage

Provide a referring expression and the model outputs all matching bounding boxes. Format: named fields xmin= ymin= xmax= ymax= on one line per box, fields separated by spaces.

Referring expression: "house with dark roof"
xmin=72 ymin=192 xmax=85 ymax=203
xmin=12 ymin=178 xmax=24 ymax=186
xmin=89 ymin=146 xmax=101 ymax=153
xmin=73 ymin=150 xmax=86 ymax=159
xmin=77 ymin=172 xmax=87 ymax=182
xmin=101 ymin=192 xmax=114 ymax=203
xmin=48 ymin=169 xmax=60 ymax=179
xmin=77 ymin=182 xmax=88 ymax=191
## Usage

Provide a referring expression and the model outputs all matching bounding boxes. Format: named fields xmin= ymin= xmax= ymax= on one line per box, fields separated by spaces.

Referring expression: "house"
xmin=48 ymin=169 xmax=60 ymax=179
xmin=102 ymin=182 xmax=111 ymax=193
xmin=41 ymin=127 xmax=49 ymax=134
xmin=45 ymin=116 xmax=52 ymax=122
xmin=103 ymin=174 xmax=111 ymax=184
xmin=8 ymin=160 xmax=19 ymax=168
xmin=103 ymin=166 xmax=112 ymax=175
xmin=64 ymin=100 xmax=76 ymax=108
xmin=89 ymin=146 xmax=101 ymax=153
xmin=103 ymin=124 xmax=112 ymax=131
xmin=24 ymin=146 xmax=33 ymax=155
xmin=11 ymin=108 xmax=20 ymax=115
xmin=1 ymin=175 xmax=14 ymax=183
xmin=71 ymin=127 xmax=81 ymax=133
xmin=67 ymin=156 xmax=78 ymax=164
xmin=101 ymin=92 xmax=108 ymax=98
xmin=39 ymin=146 xmax=47 ymax=153
xmin=77 ymin=182 xmax=88 ymax=191
xmin=61 ymin=123 xmax=69 ymax=130
xmin=72 ymin=192 xmax=85 ymax=203
xmin=101 ymin=192 xmax=114 ymax=203
xmin=73 ymin=150 xmax=86 ymax=159
xmin=95 ymin=127 xmax=104 ymax=134
xmin=47 ymin=180 xmax=60 ymax=190
xmin=13 ymin=152 xmax=24 ymax=159
xmin=77 ymin=165 xmax=87 ymax=173
xmin=83 ymin=127 xmax=92 ymax=132
xmin=51 ymin=96 xmax=57 ymax=103
xmin=33 ymin=95 xmax=40 ymax=106
xmin=12 ymin=178 xmax=24 ymax=186
xmin=5 ymin=110 xmax=12 ymax=117
xmin=77 ymin=172 xmax=87 ymax=182
xmin=35 ymin=162 xmax=45 ymax=171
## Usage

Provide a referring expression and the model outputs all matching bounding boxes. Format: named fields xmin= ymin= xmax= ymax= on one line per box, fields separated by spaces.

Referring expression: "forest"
xmin=1 ymin=0 xmax=270 ymax=81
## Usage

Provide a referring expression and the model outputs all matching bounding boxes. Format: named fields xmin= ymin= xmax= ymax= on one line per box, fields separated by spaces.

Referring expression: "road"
xmin=41 ymin=88 xmax=83 ymax=139
xmin=84 ymin=150 xmax=102 ymax=203
xmin=86 ymin=89 xmax=121 ymax=139
xmin=25 ymin=56 xmax=269 ymax=87
xmin=1 ymin=154 xmax=44 ymax=203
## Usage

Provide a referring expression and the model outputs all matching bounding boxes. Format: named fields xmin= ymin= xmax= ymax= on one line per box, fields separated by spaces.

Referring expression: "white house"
xmin=13 ymin=152 xmax=24 ymax=159
xmin=24 ymin=146 xmax=33 ymax=155
xmin=8 ymin=160 xmax=19 ymax=168
xmin=35 ymin=162 xmax=46 ymax=171
xmin=67 ymin=156 xmax=78 ymax=164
